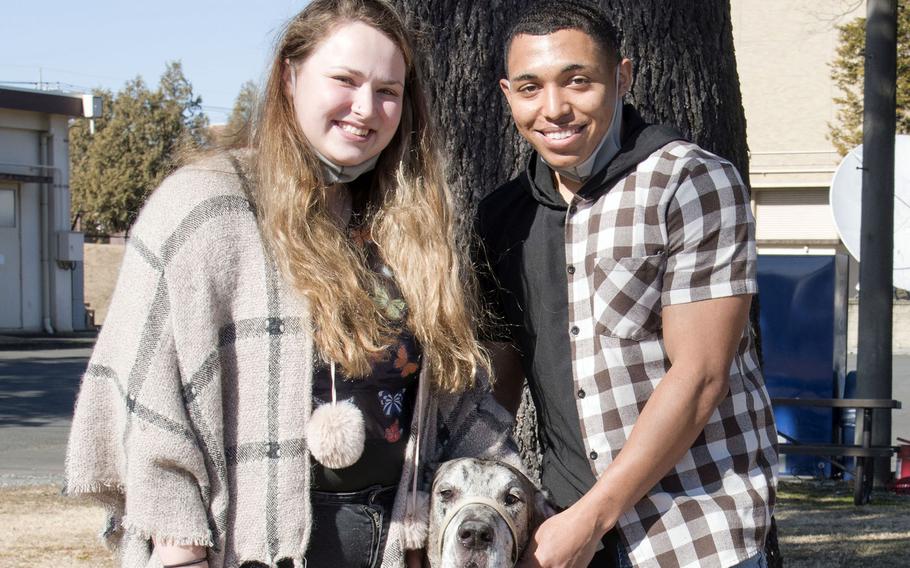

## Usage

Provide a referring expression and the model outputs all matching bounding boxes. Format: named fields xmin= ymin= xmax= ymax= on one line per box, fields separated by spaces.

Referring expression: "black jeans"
xmin=587 ymin=529 xmax=633 ymax=568
xmin=304 ymin=485 xmax=397 ymax=568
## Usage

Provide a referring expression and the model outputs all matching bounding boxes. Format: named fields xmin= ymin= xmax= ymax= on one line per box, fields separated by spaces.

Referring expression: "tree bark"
xmin=395 ymin=2 xmax=776 ymax=563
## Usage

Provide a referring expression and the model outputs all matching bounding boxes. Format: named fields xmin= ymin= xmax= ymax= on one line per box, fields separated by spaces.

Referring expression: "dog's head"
xmin=427 ymin=458 xmax=552 ymax=568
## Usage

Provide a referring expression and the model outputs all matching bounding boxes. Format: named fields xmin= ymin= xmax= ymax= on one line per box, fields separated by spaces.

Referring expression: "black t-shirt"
xmin=476 ymin=106 xmax=682 ymax=508
xmin=311 ymin=174 xmax=421 ymax=491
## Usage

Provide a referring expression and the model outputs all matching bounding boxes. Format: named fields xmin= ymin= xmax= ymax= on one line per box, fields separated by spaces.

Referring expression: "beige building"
xmin=731 ymin=0 xmax=865 ymax=256
xmin=0 ymin=87 xmax=100 ymax=333
xmin=731 ymin=0 xmax=910 ymax=354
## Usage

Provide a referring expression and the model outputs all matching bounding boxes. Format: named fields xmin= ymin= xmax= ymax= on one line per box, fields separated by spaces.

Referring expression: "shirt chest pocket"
xmin=591 ymin=254 xmax=665 ymax=340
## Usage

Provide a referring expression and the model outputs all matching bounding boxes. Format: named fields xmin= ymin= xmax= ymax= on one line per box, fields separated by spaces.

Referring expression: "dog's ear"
xmin=430 ymin=459 xmax=459 ymax=491
xmin=500 ymin=461 xmax=558 ymax=532
xmin=531 ymin=488 xmax=557 ymax=531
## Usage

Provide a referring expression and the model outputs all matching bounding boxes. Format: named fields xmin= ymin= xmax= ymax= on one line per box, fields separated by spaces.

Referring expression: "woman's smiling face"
xmin=288 ymin=20 xmax=407 ymax=167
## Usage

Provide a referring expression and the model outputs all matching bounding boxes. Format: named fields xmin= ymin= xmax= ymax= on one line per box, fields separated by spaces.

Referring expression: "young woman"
xmin=65 ymin=1 xmax=517 ymax=567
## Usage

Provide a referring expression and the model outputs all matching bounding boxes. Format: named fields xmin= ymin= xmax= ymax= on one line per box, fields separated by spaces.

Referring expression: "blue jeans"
xmin=304 ymin=485 xmax=397 ymax=568
xmin=733 ymin=550 xmax=768 ymax=568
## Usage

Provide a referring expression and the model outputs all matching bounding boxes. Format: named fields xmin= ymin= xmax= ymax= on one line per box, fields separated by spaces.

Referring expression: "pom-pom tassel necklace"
xmin=306 ymin=361 xmax=365 ymax=469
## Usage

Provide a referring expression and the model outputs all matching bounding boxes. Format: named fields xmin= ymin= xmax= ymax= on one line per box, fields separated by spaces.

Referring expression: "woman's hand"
xmin=153 ymin=539 xmax=208 ymax=568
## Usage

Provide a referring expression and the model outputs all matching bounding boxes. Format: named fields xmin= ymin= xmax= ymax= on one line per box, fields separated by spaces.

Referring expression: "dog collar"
xmin=437 ymin=496 xmax=520 ymax=566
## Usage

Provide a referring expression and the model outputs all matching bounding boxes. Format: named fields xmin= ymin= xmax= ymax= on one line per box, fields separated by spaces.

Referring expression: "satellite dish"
xmin=830 ymin=134 xmax=910 ymax=291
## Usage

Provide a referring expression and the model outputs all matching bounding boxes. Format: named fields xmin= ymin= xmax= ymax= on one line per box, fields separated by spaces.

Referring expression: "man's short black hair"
xmin=504 ymin=1 xmax=622 ymax=73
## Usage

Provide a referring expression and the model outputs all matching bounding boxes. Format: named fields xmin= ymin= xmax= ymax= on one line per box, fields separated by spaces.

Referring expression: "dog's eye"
xmin=504 ymin=493 xmax=521 ymax=506
xmin=438 ymin=488 xmax=454 ymax=501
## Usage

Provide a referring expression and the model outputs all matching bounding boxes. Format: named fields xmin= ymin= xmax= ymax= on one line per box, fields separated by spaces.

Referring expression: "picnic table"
xmin=771 ymin=397 xmax=902 ymax=505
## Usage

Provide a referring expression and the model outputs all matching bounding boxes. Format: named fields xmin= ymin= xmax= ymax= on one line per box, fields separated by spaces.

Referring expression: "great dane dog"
xmin=427 ymin=458 xmax=553 ymax=568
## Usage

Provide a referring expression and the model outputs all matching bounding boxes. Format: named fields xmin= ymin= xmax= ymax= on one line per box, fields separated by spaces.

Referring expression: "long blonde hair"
xmin=250 ymin=0 xmax=488 ymax=392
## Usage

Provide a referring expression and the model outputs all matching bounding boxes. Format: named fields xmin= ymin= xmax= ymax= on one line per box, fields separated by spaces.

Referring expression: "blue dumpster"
xmin=757 ymin=255 xmax=836 ymax=477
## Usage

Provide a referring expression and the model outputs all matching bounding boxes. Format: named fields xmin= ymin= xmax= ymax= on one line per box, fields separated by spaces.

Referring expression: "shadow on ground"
xmin=0 ymin=357 xmax=88 ymax=427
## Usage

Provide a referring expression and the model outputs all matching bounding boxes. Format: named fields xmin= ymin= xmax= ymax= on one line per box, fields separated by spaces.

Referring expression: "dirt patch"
xmin=0 ymin=485 xmax=115 ymax=568
xmin=83 ymin=243 xmax=125 ymax=326
xmin=774 ymin=479 xmax=910 ymax=567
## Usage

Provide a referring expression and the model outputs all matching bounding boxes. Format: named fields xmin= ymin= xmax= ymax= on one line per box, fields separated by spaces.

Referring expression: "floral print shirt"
xmin=311 ymin=186 xmax=422 ymax=491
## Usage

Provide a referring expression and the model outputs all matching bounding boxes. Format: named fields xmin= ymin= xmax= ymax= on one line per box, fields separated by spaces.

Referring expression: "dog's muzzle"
xmin=437 ymin=496 xmax=519 ymax=565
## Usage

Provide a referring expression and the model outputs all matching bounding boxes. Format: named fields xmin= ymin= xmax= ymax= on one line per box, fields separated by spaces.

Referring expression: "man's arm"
xmin=520 ymin=294 xmax=752 ymax=568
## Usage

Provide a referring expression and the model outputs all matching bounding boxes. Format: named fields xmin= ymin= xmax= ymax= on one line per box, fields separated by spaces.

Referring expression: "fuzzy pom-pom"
xmin=401 ymin=490 xmax=430 ymax=550
xmin=305 ymin=400 xmax=365 ymax=469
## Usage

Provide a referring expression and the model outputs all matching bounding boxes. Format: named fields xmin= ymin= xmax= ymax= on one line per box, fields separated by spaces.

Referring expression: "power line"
xmin=0 ymin=63 xmax=129 ymax=83
xmin=0 ymin=80 xmax=94 ymax=93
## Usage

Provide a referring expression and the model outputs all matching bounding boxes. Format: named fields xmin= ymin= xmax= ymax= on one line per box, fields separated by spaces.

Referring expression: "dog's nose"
xmin=457 ymin=519 xmax=495 ymax=550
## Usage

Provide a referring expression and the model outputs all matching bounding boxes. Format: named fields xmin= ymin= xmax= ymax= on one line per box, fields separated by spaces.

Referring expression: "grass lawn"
xmin=774 ymin=478 xmax=910 ymax=567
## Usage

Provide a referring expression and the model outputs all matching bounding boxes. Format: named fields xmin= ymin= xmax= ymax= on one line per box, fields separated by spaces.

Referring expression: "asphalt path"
xmin=0 ymin=339 xmax=93 ymax=486
xmin=0 ymin=336 xmax=907 ymax=487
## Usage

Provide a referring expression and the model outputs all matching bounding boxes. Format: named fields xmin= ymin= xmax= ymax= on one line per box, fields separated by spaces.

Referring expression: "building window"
xmin=0 ymin=187 xmax=15 ymax=228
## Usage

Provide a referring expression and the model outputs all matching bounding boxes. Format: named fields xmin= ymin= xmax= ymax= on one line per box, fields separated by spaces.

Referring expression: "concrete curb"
xmin=0 ymin=332 xmax=98 ymax=351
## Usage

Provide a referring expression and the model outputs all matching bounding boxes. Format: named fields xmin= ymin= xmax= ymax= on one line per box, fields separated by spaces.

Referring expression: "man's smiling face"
xmin=500 ymin=29 xmax=628 ymax=170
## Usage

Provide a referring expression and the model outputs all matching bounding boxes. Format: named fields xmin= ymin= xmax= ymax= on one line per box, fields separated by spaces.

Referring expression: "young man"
xmin=477 ymin=2 xmax=778 ymax=567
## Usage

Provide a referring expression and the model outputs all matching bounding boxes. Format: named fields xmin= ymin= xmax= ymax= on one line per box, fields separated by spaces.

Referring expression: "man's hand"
xmin=519 ymin=502 xmax=606 ymax=568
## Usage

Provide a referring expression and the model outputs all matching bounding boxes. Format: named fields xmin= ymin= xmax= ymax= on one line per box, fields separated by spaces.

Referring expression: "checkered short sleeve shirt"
xmin=566 ymin=141 xmax=778 ymax=568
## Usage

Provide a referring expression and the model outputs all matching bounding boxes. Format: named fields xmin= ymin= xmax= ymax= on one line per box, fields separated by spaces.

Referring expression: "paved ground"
xmin=0 ymin=335 xmax=94 ymax=486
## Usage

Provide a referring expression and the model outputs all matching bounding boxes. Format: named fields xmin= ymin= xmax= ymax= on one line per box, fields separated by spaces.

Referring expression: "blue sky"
xmin=0 ymin=1 xmax=308 ymax=123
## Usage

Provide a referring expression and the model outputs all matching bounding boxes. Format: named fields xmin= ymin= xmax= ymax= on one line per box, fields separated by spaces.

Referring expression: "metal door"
xmin=0 ymin=184 xmax=22 ymax=328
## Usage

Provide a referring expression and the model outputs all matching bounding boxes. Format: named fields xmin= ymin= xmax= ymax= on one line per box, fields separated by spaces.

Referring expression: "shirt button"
xmin=577 ymin=389 xmax=586 ymax=398
xmin=570 ymin=326 xmax=580 ymax=336
xmin=567 ymin=265 xmax=575 ymax=275
xmin=590 ymin=451 xmax=598 ymax=460
xmin=569 ymin=205 xmax=577 ymax=214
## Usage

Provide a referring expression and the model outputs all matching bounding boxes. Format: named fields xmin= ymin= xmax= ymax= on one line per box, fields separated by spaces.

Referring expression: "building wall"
xmin=848 ymin=301 xmax=910 ymax=355
xmin=0 ymin=114 xmax=41 ymax=331
xmin=20 ymin=180 xmax=42 ymax=330
xmin=731 ymin=0 xmax=865 ymax=252
xmin=0 ymin=107 xmax=81 ymax=333
xmin=47 ymin=114 xmax=77 ymax=332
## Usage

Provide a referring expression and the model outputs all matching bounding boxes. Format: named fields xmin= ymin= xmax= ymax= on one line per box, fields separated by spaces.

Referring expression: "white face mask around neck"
xmin=315 ymin=150 xmax=380 ymax=184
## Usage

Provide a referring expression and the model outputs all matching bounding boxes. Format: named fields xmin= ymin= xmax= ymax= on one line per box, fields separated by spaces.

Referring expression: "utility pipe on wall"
xmin=39 ymin=132 xmax=54 ymax=335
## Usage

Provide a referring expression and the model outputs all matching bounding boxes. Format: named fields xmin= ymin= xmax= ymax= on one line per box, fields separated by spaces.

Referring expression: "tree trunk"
xmin=395 ymin=1 xmax=776 ymax=563
xmin=394 ymin=1 xmax=531 ymax=209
